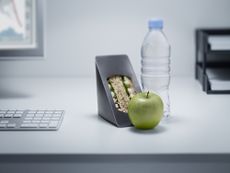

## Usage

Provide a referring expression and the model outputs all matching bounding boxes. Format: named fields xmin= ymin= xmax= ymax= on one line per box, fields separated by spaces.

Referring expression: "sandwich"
xmin=107 ymin=75 xmax=136 ymax=113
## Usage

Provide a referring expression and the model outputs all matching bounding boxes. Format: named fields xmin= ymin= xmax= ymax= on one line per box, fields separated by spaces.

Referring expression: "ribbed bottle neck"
xmin=149 ymin=28 xmax=163 ymax=31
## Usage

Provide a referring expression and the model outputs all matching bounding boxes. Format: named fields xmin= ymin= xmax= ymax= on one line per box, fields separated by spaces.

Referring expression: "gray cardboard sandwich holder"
xmin=95 ymin=55 xmax=142 ymax=127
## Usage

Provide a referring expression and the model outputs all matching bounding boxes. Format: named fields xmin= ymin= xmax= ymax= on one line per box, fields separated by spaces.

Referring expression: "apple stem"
xmin=146 ymin=91 xmax=149 ymax=98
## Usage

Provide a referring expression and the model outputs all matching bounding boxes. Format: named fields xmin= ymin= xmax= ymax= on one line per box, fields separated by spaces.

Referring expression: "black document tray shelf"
xmin=196 ymin=29 xmax=230 ymax=94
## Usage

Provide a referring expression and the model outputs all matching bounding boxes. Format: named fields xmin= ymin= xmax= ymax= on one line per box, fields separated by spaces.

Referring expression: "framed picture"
xmin=0 ymin=0 xmax=44 ymax=58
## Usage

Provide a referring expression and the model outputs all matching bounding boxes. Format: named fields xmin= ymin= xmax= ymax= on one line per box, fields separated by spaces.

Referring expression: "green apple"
xmin=128 ymin=91 xmax=163 ymax=130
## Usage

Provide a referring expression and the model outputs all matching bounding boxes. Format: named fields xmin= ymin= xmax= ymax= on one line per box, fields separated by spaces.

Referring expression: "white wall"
xmin=0 ymin=0 xmax=230 ymax=77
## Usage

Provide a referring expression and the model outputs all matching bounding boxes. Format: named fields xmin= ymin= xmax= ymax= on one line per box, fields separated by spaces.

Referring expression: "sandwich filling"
xmin=108 ymin=75 xmax=136 ymax=113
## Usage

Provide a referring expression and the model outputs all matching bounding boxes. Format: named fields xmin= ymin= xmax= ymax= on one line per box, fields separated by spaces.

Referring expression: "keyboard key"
xmin=31 ymin=124 xmax=38 ymax=128
xmin=35 ymin=114 xmax=43 ymax=117
xmin=0 ymin=114 xmax=4 ymax=117
xmin=41 ymin=120 xmax=49 ymax=124
xmin=32 ymin=120 xmax=39 ymax=123
xmin=49 ymin=121 xmax=59 ymax=128
xmin=26 ymin=114 xmax=35 ymax=117
xmin=0 ymin=124 xmax=6 ymax=128
xmin=37 ymin=111 xmax=45 ymax=114
xmin=39 ymin=124 xmax=48 ymax=128
xmin=0 ymin=120 xmax=9 ymax=124
xmin=25 ymin=117 xmax=33 ymax=120
xmin=28 ymin=111 xmax=36 ymax=114
xmin=44 ymin=114 xmax=52 ymax=117
xmin=34 ymin=117 xmax=42 ymax=120
xmin=21 ymin=124 xmax=37 ymax=128
xmin=7 ymin=124 xmax=16 ymax=128
xmin=13 ymin=114 xmax=22 ymax=118
xmin=55 ymin=111 xmax=63 ymax=114
xmin=42 ymin=117 xmax=50 ymax=121
xmin=23 ymin=120 xmax=31 ymax=123
xmin=16 ymin=110 xmax=24 ymax=114
xmin=53 ymin=114 xmax=62 ymax=118
xmin=51 ymin=117 xmax=60 ymax=121
xmin=45 ymin=111 xmax=53 ymax=114
xmin=20 ymin=124 xmax=30 ymax=128
xmin=4 ymin=114 xmax=13 ymax=118
xmin=0 ymin=110 xmax=7 ymax=114
xmin=7 ymin=111 xmax=16 ymax=114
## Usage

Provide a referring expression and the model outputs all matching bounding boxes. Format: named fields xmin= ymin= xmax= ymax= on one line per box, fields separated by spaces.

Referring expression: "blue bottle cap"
xmin=148 ymin=19 xmax=163 ymax=29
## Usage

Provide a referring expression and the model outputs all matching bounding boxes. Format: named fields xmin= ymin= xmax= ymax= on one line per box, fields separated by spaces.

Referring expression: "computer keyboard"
xmin=0 ymin=110 xmax=64 ymax=131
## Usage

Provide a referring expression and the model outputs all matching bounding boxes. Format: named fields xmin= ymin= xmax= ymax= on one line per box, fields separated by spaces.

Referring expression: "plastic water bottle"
xmin=141 ymin=19 xmax=171 ymax=117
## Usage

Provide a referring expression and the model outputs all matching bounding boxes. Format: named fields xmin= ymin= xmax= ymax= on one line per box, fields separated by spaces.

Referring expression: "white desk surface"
xmin=0 ymin=77 xmax=229 ymax=155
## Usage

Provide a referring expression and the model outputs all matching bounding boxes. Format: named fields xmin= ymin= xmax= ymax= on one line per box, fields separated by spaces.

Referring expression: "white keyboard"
xmin=0 ymin=110 xmax=64 ymax=131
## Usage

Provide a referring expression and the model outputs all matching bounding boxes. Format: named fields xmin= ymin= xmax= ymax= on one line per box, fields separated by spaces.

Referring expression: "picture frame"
xmin=0 ymin=0 xmax=44 ymax=58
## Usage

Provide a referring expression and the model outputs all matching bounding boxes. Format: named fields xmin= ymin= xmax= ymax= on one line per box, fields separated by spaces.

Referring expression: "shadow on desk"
xmin=125 ymin=115 xmax=184 ymax=135
xmin=87 ymin=113 xmax=169 ymax=135
xmin=86 ymin=113 xmax=120 ymax=128
xmin=128 ymin=125 xmax=167 ymax=135
xmin=0 ymin=87 xmax=32 ymax=99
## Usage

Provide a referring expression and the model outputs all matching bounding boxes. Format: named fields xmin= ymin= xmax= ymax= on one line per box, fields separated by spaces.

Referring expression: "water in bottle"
xmin=141 ymin=19 xmax=171 ymax=117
